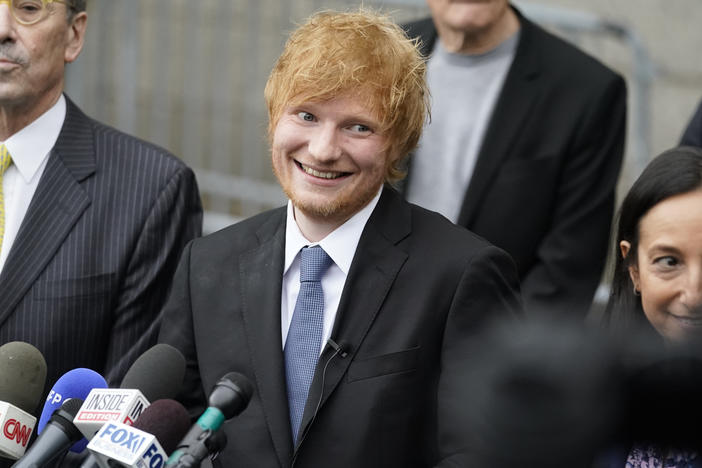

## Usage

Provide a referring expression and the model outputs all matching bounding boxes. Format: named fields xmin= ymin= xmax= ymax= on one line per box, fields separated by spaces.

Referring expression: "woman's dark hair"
xmin=604 ymin=146 xmax=702 ymax=334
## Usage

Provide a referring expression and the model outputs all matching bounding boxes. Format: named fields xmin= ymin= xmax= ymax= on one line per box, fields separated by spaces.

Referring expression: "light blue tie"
xmin=284 ymin=245 xmax=332 ymax=443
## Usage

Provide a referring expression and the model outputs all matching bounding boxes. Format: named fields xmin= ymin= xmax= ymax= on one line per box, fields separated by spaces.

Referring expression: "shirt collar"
xmin=2 ymin=94 xmax=66 ymax=184
xmin=284 ymin=187 xmax=383 ymax=275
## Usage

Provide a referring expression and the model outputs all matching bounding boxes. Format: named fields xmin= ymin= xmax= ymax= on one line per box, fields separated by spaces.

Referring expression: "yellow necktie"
xmin=0 ymin=144 xmax=12 ymax=257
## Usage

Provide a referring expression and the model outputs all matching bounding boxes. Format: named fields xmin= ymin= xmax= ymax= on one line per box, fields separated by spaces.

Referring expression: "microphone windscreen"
xmin=211 ymin=372 xmax=254 ymax=419
xmin=37 ymin=368 xmax=107 ymax=435
xmin=120 ymin=344 xmax=186 ymax=401
xmin=0 ymin=341 xmax=47 ymax=413
xmin=132 ymin=399 xmax=191 ymax=455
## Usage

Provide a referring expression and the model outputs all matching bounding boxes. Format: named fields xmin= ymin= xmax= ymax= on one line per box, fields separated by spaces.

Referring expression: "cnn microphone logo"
xmin=3 ymin=419 xmax=32 ymax=447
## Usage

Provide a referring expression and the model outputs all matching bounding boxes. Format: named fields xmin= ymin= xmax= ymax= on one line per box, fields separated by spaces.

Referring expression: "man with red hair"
xmin=161 ymin=9 xmax=521 ymax=467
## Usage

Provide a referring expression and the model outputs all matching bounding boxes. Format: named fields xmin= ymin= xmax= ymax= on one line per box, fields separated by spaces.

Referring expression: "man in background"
xmin=0 ymin=0 xmax=201 ymax=390
xmin=404 ymin=0 xmax=626 ymax=317
xmin=160 ymin=9 xmax=521 ymax=467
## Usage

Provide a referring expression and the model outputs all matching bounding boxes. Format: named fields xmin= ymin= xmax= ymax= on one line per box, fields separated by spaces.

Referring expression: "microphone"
xmin=74 ymin=344 xmax=186 ymax=442
xmin=166 ymin=428 xmax=227 ymax=468
xmin=291 ymin=338 xmax=349 ymax=459
xmin=0 ymin=342 xmax=47 ymax=460
xmin=0 ymin=342 xmax=47 ymax=414
xmin=120 ymin=344 xmax=186 ymax=403
xmin=166 ymin=372 xmax=254 ymax=467
xmin=86 ymin=399 xmax=190 ymax=468
xmin=11 ymin=398 xmax=84 ymax=468
xmin=132 ymin=400 xmax=191 ymax=455
xmin=326 ymin=339 xmax=348 ymax=358
xmin=36 ymin=368 xmax=107 ymax=454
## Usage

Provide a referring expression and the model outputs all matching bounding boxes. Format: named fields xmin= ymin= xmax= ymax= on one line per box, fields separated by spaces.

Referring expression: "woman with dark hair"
xmin=601 ymin=146 xmax=702 ymax=467
xmin=605 ymin=146 xmax=702 ymax=341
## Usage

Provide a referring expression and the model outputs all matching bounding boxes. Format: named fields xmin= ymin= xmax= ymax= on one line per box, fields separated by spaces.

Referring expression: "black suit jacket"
xmin=0 ymin=96 xmax=202 ymax=394
xmin=681 ymin=97 xmax=702 ymax=147
xmin=403 ymin=7 xmax=626 ymax=317
xmin=159 ymin=187 xmax=522 ymax=467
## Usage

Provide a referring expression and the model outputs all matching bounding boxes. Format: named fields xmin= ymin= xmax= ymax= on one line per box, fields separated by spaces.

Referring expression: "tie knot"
xmin=0 ymin=144 xmax=11 ymax=175
xmin=299 ymin=246 xmax=332 ymax=283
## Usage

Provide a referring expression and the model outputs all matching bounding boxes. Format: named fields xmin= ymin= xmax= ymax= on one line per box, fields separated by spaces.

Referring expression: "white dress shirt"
xmin=281 ymin=188 xmax=382 ymax=353
xmin=0 ymin=95 xmax=66 ymax=273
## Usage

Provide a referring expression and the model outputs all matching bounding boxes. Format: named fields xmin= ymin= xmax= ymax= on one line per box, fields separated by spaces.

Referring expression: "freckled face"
xmin=623 ymin=189 xmax=702 ymax=342
xmin=271 ymin=94 xmax=389 ymax=229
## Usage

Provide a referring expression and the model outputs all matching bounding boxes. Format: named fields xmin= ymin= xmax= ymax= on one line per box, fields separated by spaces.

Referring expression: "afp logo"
xmin=45 ymin=390 xmax=63 ymax=406
xmin=3 ymin=419 xmax=32 ymax=447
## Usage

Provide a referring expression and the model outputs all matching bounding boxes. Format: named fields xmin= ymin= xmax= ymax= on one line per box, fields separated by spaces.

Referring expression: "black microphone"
xmin=164 ymin=428 xmax=227 ymax=468
xmin=11 ymin=398 xmax=84 ymax=468
xmin=202 ymin=429 xmax=227 ymax=459
xmin=166 ymin=372 xmax=254 ymax=467
xmin=120 ymin=343 xmax=186 ymax=402
xmin=75 ymin=345 xmax=186 ymax=467
xmin=291 ymin=338 xmax=348 ymax=463
xmin=0 ymin=342 xmax=48 ymax=460
xmin=85 ymin=399 xmax=191 ymax=468
xmin=73 ymin=343 xmax=186 ymax=441
xmin=326 ymin=339 xmax=348 ymax=358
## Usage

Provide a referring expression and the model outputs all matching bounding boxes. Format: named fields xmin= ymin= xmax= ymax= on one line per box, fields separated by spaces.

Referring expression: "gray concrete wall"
xmin=538 ymin=0 xmax=702 ymax=155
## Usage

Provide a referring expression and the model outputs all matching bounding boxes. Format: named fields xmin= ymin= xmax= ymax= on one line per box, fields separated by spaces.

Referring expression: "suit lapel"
xmin=239 ymin=209 xmax=293 ymax=466
xmin=296 ymin=187 xmax=410 ymax=449
xmin=0 ymin=97 xmax=94 ymax=326
xmin=457 ymin=10 xmax=542 ymax=227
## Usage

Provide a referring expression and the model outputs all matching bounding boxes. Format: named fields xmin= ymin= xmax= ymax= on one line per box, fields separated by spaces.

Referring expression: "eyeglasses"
xmin=0 ymin=0 xmax=72 ymax=26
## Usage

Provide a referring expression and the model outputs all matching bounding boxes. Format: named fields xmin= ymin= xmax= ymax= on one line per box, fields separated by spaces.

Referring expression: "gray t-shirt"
xmin=406 ymin=32 xmax=519 ymax=222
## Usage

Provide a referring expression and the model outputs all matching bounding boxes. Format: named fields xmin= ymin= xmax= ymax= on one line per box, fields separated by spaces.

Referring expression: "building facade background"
xmin=65 ymin=0 xmax=702 ymax=233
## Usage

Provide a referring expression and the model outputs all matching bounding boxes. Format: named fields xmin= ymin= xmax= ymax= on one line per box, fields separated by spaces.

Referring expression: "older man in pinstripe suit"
xmin=0 ymin=0 xmax=202 ymax=396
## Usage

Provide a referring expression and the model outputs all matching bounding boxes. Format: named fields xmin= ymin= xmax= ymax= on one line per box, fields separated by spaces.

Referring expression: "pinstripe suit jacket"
xmin=0 ymin=96 xmax=202 ymax=396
